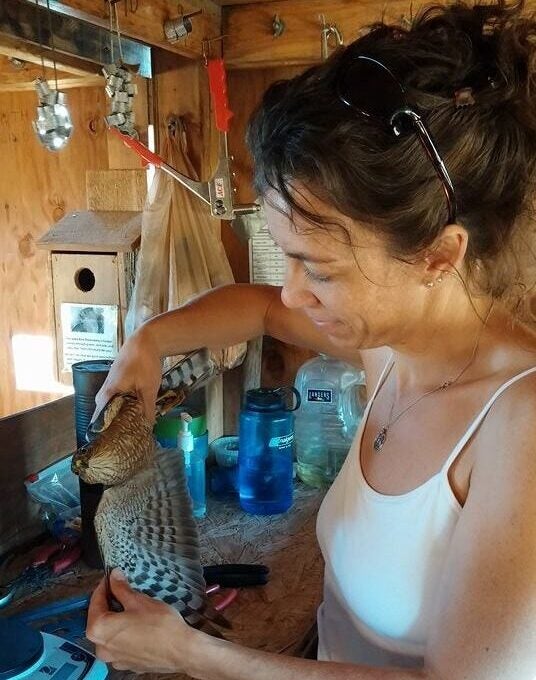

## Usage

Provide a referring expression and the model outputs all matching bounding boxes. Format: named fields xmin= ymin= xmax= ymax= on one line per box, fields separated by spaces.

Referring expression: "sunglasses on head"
xmin=337 ymin=54 xmax=457 ymax=225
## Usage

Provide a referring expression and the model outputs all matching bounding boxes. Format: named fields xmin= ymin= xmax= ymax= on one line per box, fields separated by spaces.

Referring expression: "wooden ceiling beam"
xmin=38 ymin=0 xmax=222 ymax=60
xmin=0 ymin=1 xmax=152 ymax=77
xmin=223 ymin=0 xmax=445 ymax=69
xmin=0 ymin=35 xmax=99 ymax=76
xmin=0 ymin=75 xmax=103 ymax=91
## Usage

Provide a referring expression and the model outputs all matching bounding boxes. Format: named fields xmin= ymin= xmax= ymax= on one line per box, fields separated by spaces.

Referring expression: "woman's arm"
xmin=188 ymin=632 xmax=428 ymax=680
xmin=425 ymin=374 xmax=536 ymax=680
xmin=94 ymin=283 xmax=362 ymax=419
xmin=143 ymin=282 xmax=361 ymax=365
xmin=86 ymin=571 xmax=429 ymax=679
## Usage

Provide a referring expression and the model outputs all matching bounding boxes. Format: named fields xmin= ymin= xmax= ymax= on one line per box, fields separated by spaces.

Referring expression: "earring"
xmin=437 ymin=276 xmax=443 ymax=284
xmin=425 ymin=281 xmax=435 ymax=288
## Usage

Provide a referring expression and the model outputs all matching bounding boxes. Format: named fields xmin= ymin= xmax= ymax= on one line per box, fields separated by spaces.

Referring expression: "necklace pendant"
xmin=373 ymin=427 xmax=388 ymax=452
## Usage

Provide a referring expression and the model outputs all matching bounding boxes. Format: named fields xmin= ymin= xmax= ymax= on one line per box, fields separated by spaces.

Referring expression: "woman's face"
xmin=264 ymin=188 xmax=430 ymax=351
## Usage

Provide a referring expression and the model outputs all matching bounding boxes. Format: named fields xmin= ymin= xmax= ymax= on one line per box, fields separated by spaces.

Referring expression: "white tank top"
xmin=316 ymin=358 xmax=536 ymax=668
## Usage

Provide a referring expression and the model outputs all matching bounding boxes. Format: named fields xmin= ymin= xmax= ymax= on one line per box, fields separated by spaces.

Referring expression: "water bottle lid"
xmin=244 ymin=387 xmax=301 ymax=412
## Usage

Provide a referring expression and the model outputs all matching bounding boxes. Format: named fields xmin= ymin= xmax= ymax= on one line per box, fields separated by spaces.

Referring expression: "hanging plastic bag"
xmin=126 ymin=117 xmax=246 ymax=370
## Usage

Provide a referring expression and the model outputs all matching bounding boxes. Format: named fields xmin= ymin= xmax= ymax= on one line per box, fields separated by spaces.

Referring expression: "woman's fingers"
xmin=140 ymin=384 xmax=158 ymax=423
xmin=86 ymin=578 xmax=111 ymax=643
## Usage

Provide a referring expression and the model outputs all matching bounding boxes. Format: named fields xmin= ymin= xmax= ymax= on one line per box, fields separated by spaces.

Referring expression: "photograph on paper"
xmin=61 ymin=302 xmax=119 ymax=370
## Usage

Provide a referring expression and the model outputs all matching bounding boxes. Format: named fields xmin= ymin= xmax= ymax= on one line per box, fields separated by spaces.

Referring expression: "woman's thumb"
xmin=109 ymin=569 xmax=139 ymax=609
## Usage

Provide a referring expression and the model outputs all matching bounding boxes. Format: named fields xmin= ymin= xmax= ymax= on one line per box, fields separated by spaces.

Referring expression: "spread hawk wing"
xmin=94 ymin=446 xmax=229 ymax=635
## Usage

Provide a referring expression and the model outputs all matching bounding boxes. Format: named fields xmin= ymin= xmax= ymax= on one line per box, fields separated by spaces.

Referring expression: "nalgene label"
xmin=307 ymin=389 xmax=332 ymax=403
xmin=269 ymin=433 xmax=294 ymax=449
xmin=214 ymin=177 xmax=226 ymax=199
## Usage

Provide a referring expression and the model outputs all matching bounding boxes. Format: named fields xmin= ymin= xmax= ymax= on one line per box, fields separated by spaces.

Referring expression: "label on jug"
xmin=269 ymin=433 xmax=294 ymax=449
xmin=307 ymin=389 xmax=332 ymax=403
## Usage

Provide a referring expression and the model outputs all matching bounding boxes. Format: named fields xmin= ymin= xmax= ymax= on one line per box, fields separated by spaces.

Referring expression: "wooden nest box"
xmin=38 ymin=209 xmax=142 ymax=385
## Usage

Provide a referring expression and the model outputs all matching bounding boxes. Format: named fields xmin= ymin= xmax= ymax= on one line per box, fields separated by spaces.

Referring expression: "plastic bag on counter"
xmin=125 ymin=116 xmax=246 ymax=372
xmin=25 ymin=454 xmax=80 ymax=537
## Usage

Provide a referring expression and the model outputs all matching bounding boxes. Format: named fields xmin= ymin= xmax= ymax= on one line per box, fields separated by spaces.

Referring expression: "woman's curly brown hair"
xmin=247 ymin=1 xmax=536 ymax=323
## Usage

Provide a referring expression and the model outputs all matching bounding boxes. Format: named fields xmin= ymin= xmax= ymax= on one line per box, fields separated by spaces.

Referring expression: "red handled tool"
xmin=0 ymin=538 xmax=81 ymax=608
xmin=109 ymin=57 xmax=259 ymax=221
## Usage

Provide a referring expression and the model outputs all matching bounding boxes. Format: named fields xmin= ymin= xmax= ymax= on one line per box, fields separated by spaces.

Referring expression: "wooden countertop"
xmin=3 ymin=483 xmax=326 ymax=679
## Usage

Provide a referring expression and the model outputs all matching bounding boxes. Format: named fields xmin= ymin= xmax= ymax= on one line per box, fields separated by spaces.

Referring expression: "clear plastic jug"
xmin=294 ymin=354 xmax=366 ymax=487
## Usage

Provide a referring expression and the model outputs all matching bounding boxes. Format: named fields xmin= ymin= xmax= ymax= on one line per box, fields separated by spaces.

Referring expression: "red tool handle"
xmin=52 ymin=545 xmax=82 ymax=575
xmin=212 ymin=588 xmax=239 ymax=612
xmin=108 ymin=126 xmax=164 ymax=168
xmin=32 ymin=542 xmax=61 ymax=567
xmin=207 ymin=59 xmax=233 ymax=133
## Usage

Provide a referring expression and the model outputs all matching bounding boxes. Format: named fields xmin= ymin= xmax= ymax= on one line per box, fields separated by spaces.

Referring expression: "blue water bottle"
xmin=238 ymin=387 xmax=301 ymax=515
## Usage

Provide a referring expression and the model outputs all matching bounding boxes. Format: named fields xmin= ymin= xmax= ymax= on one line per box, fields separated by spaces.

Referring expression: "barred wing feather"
xmin=95 ymin=447 xmax=229 ymax=633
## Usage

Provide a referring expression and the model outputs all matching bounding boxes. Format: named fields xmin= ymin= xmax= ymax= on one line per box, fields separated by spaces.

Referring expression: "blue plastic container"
xmin=238 ymin=387 xmax=300 ymax=515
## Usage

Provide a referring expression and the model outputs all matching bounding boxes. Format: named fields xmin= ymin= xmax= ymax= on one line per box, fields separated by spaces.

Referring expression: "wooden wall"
xmin=0 ymin=395 xmax=76 ymax=554
xmin=226 ymin=66 xmax=316 ymax=390
xmin=0 ymin=86 xmax=110 ymax=417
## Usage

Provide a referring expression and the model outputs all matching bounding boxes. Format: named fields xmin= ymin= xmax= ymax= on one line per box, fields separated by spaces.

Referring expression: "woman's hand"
xmin=92 ymin=325 xmax=162 ymax=423
xmin=87 ymin=569 xmax=199 ymax=674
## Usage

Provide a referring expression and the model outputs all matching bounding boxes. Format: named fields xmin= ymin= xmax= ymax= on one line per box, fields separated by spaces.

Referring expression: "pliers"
xmin=0 ymin=538 xmax=81 ymax=608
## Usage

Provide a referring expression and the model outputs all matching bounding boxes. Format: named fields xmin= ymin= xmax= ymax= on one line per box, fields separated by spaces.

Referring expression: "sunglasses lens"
xmin=338 ymin=56 xmax=406 ymax=123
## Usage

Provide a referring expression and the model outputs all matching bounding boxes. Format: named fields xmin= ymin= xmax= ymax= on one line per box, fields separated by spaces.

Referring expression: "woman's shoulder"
xmin=472 ymin=351 xmax=536 ymax=489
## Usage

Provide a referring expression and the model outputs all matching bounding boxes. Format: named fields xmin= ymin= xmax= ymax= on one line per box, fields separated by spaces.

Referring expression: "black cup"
xmin=72 ymin=360 xmax=113 ymax=569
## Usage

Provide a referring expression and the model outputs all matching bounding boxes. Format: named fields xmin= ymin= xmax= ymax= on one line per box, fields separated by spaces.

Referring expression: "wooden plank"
xmin=0 ymin=86 xmax=110 ymax=417
xmin=151 ymin=48 xmax=229 ymax=438
xmin=225 ymin=65 xmax=316 ymax=389
xmin=0 ymin=395 xmax=76 ymax=555
xmin=116 ymin=251 xmax=128 ymax=347
xmin=0 ymin=75 xmax=104 ymax=92
xmin=227 ymin=65 xmax=303 ymax=206
xmin=0 ymin=34 xmax=102 ymax=77
xmin=44 ymin=0 xmax=265 ymax=5
xmin=206 ymin=373 xmax=224 ymax=441
xmin=86 ymin=170 xmax=147 ymax=212
xmin=262 ymin=335 xmax=315 ymax=388
xmin=0 ymin=54 xmax=73 ymax=86
xmin=152 ymin=50 xmax=206 ymax=174
xmin=45 ymin=0 xmax=222 ymax=60
xmin=0 ymin=0 xmax=152 ymax=77
xmin=38 ymin=211 xmax=141 ymax=252
xmin=223 ymin=0 xmax=445 ymax=68
xmin=213 ymin=0 xmax=278 ymax=4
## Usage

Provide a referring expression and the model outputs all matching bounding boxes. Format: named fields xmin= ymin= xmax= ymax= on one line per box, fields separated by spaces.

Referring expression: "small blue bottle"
xmin=238 ymin=387 xmax=300 ymax=515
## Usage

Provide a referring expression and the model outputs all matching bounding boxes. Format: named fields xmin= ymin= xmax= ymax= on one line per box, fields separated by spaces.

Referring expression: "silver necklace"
xmin=373 ymin=304 xmax=493 ymax=453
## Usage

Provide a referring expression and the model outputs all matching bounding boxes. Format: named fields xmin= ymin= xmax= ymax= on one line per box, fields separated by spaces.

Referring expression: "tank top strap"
xmin=368 ymin=354 xmax=395 ymax=405
xmin=441 ymin=365 xmax=536 ymax=474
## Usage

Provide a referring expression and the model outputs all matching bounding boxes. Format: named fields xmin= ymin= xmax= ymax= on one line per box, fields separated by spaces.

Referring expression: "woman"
xmin=87 ymin=2 xmax=536 ymax=678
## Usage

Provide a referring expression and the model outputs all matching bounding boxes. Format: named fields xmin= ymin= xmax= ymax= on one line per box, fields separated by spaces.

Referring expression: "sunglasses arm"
xmin=392 ymin=108 xmax=457 ymax=224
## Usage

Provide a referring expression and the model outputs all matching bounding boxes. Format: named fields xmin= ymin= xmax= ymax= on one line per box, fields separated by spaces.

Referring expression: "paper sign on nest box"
xmin=60 ymin=302 xmax=119 ymax=370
